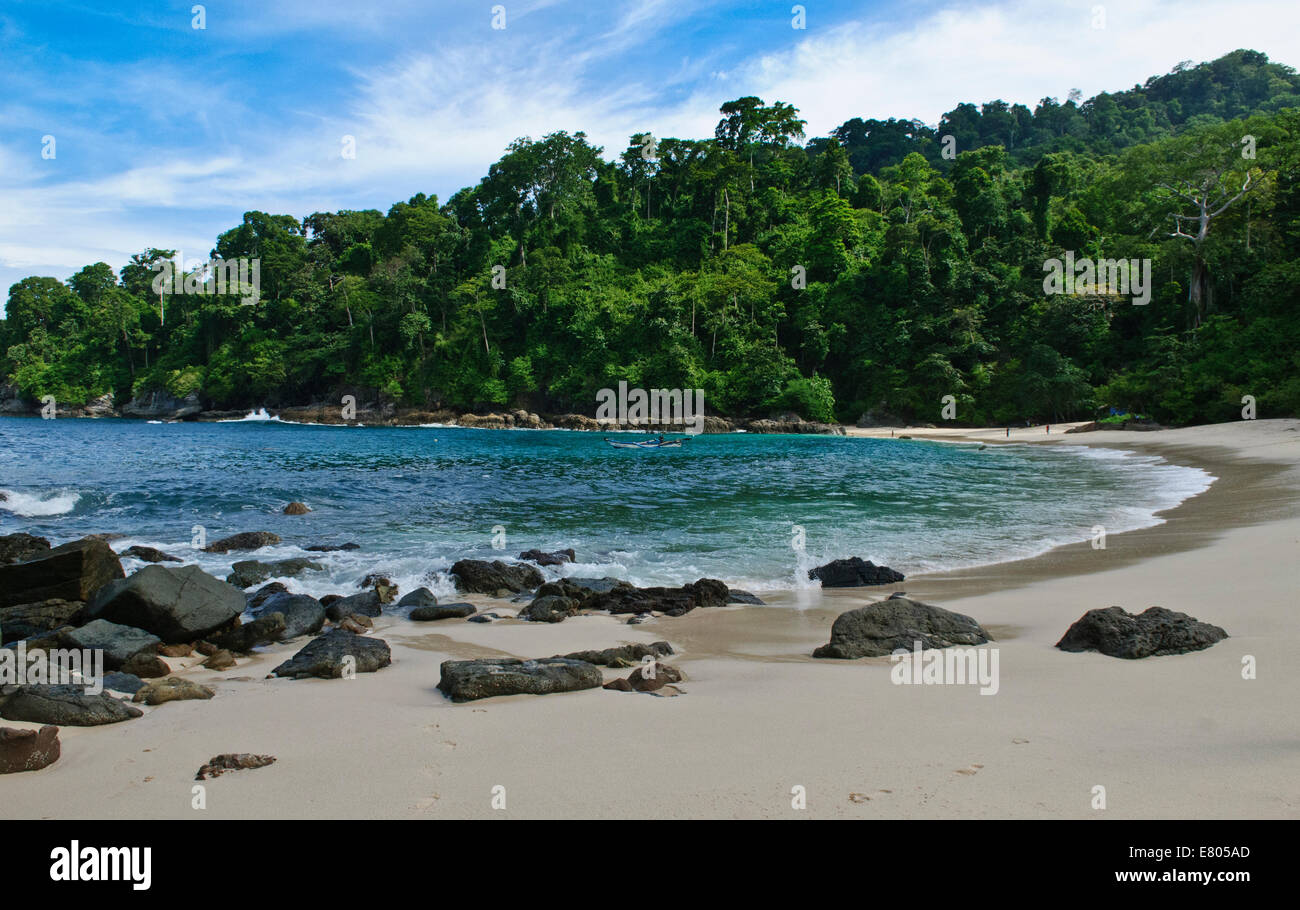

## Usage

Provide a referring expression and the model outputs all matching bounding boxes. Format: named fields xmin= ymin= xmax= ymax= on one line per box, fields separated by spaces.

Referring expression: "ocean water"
xmin=0 ymin=417 xmax=1213 ymax=599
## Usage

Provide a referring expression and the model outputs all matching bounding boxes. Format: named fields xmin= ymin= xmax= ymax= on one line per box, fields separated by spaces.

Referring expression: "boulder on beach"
xmin=257 ymin=593 xmax=325 ymax=639
xmin=101 ymin=672 xmax=146 ymax=695
xmin=588 ymin=583 xmax=696 ymax=617
xmin=84 ymin=565 xmax=245 ymax=644
xmin=283 ymin=502 xmax=311 ymax=515
xmin=1055 ymin=606 xmax=1228 ymax=659
xmin=518 ymin=548 xmax=576 ymax=567
xmin=560 ymin=641 xmax=674 ymax=667
xmin=212 ymin=612 xmax=288 ymax=652
xmin=0 ymin=599 xmax=85 ymax=645
xmin=120 ymin=545 xmax=182 ymax=564
xmin=0 ymin=537 xmax=125 ymax=609
xmin=451 ymin=559 xmax=544 ymax=595
xmin=247 ymin=582 xmax=289 ymax=609
xmin=518 ymin=595 xmax=580 ymax=623
xmin=0 ymin=685 xmax=144 ymax=726
xmin=683 ymin=578 xmax=730 ymax=608
xmin=270 ymin=630 xmax=391 ymax=679
xmin=324 ymin=591 xmax=383 ymax=621
xmin=203 ymin=531 xmax=281 ymax=554
xmin=0 ymin=533 xmax=52 ymax=566
xmin=397 ymin=587 xmax=437 ymax=608
xmin=437 ymin=657 xmax=603 ymax=702
xmin=203 ymin=649 xmax=237 ymax=670
xmin=226 ymin=558 xmax=323 ymax=589
xmin=727 ymin=589 xmax=766 ymax=605
xmin=120 ymin=651 xmax=170 ymax=678
xmin=813 ymin=595 xmax=991 ymax=659
xmin=133 ymin=677 xmax=215 ymax=705
xmin=410 ymin=603 xmax=476 ymax=622
xmin=808 ymin=557 xmax=905 ymax=588
xmin=60 ymin=619 xmax=161 ymax=670
xmin=0 ymin=725 xmax=61 ymax=774
xmin=603 ymin=661 xmax=684 ymax=693
xmin=563 ymin=577 xmax=626 ymax=594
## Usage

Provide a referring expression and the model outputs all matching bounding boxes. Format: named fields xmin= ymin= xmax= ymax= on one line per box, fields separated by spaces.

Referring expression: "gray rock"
xmin=466 ymin=612 xmax=501 ymax=624
xmin=559 ymin=641 xmax=675 ymax=667
xmin=396 ymin=587 xmax=438 ymax=608
xmin=808 ymin=557 xmax=905 ymax=587
xmin=517 ymin=595 xmax=579 ymax=623
xmin=588 ymin=583 xmax=695 ymax=617
xmin=813 ymin=596 xmax=991 ymax=659
xmin=451 ymin=559 xmax=544 ymax=595
xmin=247 ymin=582 xmax=288 ymax=609
xmin=409 ymin=603 xmax=476 ymax=622
xmin=61 ymin=619 xmax=161 ymax=669
xmin=84 ymin=565 xmax=245 ymax=644
xmin=121 ymin=389 xmax=202 ymax=420
xmin=727 ymin=589 xmax=765 ymax=605
xmin=564 ymin=576 xmax=626 ymax=594
xmin=518 ymin=548 xmax=576 ymax=567
xmin=226 ymin=558 xmax=323 ymax=588
xmin=270 ymin=630 xmax=391 ymax=679
xmin=202 ymin=531 xmax=281 ymax=554
xmin=258 ymin=594 xmax=325 ymax=639
xmin=101 ymin=672 xmax=146 ymax=695
xmin=0 ymin=538 xmax=125 ymax=609
xmin=304 ymin=542 xmax=361 ymax=552
xmin=0 ymin=533 xmax=52 ymax=566
xmin=120 ymin=546 xmax=182 ymax=564
xmin=0 ymin=599 xmax=85 ymax=644
xmin=211 ymin=613 xmax=287 ymax=652
xmin=438 ymin=657 xmax=603 ymax=702
xmin=325 ymin=591 xmax=382 ymax=621
xmin=0 ymin=685 xmax=143 ymax=725
xmin=1055 ymin=606 xmax=1228 ymax=659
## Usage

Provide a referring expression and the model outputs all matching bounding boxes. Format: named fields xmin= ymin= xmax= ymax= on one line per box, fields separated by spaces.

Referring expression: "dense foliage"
xmin=4 ymin=49 xmax=1298 ymax=425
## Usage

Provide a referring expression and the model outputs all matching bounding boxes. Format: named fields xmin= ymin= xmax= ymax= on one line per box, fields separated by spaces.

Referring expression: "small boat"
xmin=605 ymin=436 xmax=688 ymax=449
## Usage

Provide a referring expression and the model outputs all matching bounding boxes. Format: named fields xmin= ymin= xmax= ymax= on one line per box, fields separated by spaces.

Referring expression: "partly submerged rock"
xmin=0 ymin=533 xmax=52 ymax=566
xmin=203 ymin=531 xmax=281 ymax=554
xmin=518 ymin=548 xmax=576 ymax=567
xmin=437 ymin=657 xmax=602 ymax=702
xmin=813 ymin=595 xmax=990 ymax=659
xmin=1055 ymin=606 xmax=1227 ymax=659
xmin=451 ymin=559 xmax=544 ymax=595
xmin=226 ymin=558 xmax=323 ymax=588
xmin=120 ymin=545 xmax=182 ymax=564
xmin=808 ymin=557 xmax=905 ymax=588
xmin=283 ymin=502 xmax=311 ymax=515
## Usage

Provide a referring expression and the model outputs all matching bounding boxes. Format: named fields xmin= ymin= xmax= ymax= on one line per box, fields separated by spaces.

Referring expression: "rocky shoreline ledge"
xmin=0 ymin=530 xmax=1230 ymax=776
xmin=0 ymin=384 xmax=845 ymax=435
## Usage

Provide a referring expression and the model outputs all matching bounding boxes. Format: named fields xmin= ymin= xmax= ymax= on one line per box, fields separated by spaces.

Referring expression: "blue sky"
xmin=3 ymin=0 xmax=1299 ymax=298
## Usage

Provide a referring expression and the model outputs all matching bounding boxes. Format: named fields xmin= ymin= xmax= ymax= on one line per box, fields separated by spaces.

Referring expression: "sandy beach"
xmin=2 ymin=419 xmax=1297 ymax=819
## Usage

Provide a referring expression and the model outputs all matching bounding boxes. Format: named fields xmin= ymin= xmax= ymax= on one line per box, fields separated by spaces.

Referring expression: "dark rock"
xmin=319 ymin=594 xmax=343 ymax=607
xmin=133 ymin=676 xmax=214 ymax=705
xmin=627 ymin=614 xmax=650 ymax=625
xmin=397 ymin=587 xmax=437 ymax=608
xmin=0 ymin=599 xmax=85 ymax=644
xmin=120 ymin=546 xmax=182 ymax=563
xmin=563 ymin=577 xmax=626 ymax=594
xmin=202 ymin=531 xmax=281 ymax=554
xmin=324 ymin=591 xmax=382 ymax=621
xmin=247 ymin=582 xmax=289 ymax=610
xmin=813 ymin=596 xmax=990 ymax=659
xmin=226 ymin=558 xmax=323 ymax=588
xmin=196 ymin=753 xmax=276 ymax=780
xmin=410 ymin=603 xmax=476 ymax=622
xmin=0 ymin=538 xmax=125 ymax=609
xmin=451 ymin=559 xmax=544 ymax=595
xmin=359 ymin=574 xmax=397 ymax=603
xmin=560 ymin=641 xmax=674 ymax=667
xmin=120 ymin=652 xmax=170 ymax=679
xmin=683 ymin=578 xmax=730 ymax=608
xmin=0 ymin=533 xmax=52 ymax=566
xmin=518 ymin=595 xmax=580 ymax=623
xmin=101 ymin=672 xmax=145 ymax=694
xmin=518 ymin=548 xmax=576 ymax=567
xmin=283 ymin=502 xmax=311 ymax=515
xmin=1055 ymin=606 xmax=1228 ymax=659
xmin=270 ymin=630 xmax=391 ymax=679
xmin=84 ymin=565 xmax=245 ymax=643
xmin=257 ymin=594 xmax=325 ymax=639
xmin=61 ymin=619 xmax=161 ymax=670
xmin=603 ymin=661 xmax=684 ymax=693
xmin=467 ymin=612 xmax=501 ymax=624
xmin=808 ymin=557 xmax=905 ymax=587
xmin=437 ymin=657 xmax=602 ymax=702
xmin=727 ymin=589 xmax=765 ymax=605
xmin=212 ymin=613 xmax=287 ymax=652
xmin=0 ymin=725 xmax=61 ymax=773
xmin=122 ymin=389 xmax=202 ymax=420
xmin=588 ymin=583 xmax=696 ymax=617
xmin=0 ymin=685 xmax=143 ymax=725
xmin=304 ymin=543 xmax=361 ymax=552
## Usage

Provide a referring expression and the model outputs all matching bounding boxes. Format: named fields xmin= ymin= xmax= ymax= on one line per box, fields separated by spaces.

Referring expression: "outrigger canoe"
xmin=605 ymin=437 xmax=688 ymax=449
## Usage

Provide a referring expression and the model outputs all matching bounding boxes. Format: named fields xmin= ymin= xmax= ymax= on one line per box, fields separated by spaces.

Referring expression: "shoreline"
xmin=1 ymin=419 xmax=1297 ymax=818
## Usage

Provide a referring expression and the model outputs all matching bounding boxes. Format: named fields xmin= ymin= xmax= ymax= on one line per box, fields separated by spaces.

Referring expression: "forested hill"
xmin=3 ymin=49 xmax=1298 ymax=426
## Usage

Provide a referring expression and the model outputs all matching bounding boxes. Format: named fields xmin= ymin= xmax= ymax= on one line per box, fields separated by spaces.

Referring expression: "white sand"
xmin=2 ymin=419 xmax=1297 ymax=818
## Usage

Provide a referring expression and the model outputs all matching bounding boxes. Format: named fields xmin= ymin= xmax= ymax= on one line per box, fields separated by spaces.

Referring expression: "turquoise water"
xmin=0 ymin=416 xmax=1212 ymax=597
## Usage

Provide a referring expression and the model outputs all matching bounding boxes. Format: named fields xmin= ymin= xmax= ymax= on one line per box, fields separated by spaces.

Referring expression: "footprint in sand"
xmin=1012 ymin=738 xmax=1029 ymax=744
xmin=955 ymin=763 xmax=984 ymax=776
xmin=849 ymin=792 xmax=871 ymax=803
xmin=414 ymin=795 xmax=440 ymax=810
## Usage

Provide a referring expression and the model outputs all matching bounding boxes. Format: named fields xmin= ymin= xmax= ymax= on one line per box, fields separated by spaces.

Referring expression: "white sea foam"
xmin=0 ymin=489 xmax=81 ymax=516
